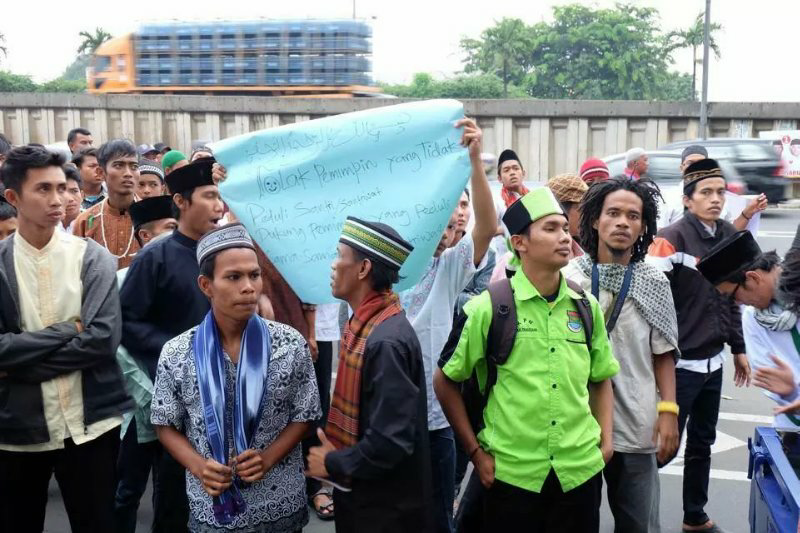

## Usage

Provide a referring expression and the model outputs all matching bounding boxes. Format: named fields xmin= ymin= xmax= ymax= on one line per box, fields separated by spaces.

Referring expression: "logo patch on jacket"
xmin=567 ymin=310 xmax=582 ymax=333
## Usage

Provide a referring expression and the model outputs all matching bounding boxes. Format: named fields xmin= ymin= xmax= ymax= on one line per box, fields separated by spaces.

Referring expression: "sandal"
xmin=309 ymin=490 xmax=335 ymax=521
xmin=682 ymin=523 xmax=726 ymax=533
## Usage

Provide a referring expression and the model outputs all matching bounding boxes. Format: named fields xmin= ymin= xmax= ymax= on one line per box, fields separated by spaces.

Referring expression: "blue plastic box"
xmin=749 ymin=427 xmax=800 ymax=533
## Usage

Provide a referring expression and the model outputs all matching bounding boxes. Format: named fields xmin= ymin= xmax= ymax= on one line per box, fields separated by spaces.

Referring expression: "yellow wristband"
xmin=657 ymin=401 xmax=679 ymax=415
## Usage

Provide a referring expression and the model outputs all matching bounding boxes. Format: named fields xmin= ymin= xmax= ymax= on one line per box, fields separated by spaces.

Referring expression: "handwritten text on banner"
xmin=211 ymin=99 xmax=470 ymax=303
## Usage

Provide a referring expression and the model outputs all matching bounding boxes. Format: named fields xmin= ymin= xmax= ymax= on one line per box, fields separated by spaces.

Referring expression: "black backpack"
xmin=462 ymin=277 xmax=594 ymax=435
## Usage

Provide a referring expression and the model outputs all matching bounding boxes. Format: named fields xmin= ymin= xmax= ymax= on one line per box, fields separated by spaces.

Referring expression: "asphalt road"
xmin=42 ymin=208 xmax=800 ymax=533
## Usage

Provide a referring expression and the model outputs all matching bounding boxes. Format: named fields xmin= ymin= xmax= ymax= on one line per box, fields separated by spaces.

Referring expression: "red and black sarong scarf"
xmin=325 ymin=290 xmax=404 ymax=449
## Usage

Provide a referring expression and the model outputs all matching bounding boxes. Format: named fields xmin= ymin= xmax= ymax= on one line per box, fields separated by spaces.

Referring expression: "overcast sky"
xmin=2 ymin=0 xmax=798 ymax=101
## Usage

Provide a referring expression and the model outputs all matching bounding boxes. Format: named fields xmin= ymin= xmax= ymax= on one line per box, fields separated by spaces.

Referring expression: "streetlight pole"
xmin=699 ymin=0 xmax=711 ymax=139
xmin=353 ymin=0 xmax=356 ymax=19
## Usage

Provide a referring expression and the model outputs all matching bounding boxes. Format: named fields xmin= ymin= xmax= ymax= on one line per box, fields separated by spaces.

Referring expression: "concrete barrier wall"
xmin=1 ymin=93 xmax=798 ymax=181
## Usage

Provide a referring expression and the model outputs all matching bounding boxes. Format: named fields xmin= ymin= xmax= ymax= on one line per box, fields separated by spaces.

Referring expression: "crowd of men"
xmin=0 ymin=121 xmax=797 ymax=533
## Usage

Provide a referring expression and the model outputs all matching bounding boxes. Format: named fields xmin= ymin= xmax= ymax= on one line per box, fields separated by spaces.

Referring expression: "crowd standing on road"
xmin=1 ymin=121 xmax=799 ymax=533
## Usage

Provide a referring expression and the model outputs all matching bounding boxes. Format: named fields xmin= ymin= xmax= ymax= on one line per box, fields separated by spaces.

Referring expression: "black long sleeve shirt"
xmin=120 ymin=231 xmax=210 ymax=379
xmin=324 ymin=312 xmax=434 ymax=533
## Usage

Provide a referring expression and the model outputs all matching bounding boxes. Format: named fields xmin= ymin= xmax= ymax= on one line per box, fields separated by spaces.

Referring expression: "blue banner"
xmin=211 ymin=99 xmax=470 ymax=303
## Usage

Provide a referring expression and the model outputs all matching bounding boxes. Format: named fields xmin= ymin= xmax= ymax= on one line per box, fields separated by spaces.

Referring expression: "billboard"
xmin=758 ymin=130 xmax=800 ymax=177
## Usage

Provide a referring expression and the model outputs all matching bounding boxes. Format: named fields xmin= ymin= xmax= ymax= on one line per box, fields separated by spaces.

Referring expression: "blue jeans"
xmin=152 ymin=446 xmax=189 ymax=532
xmin=430 ymin=427 xmax=456 ymax=533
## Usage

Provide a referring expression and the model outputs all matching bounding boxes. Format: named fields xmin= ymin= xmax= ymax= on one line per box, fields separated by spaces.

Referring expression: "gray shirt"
xmin=563 ymin=263 xmax=677 ymax=454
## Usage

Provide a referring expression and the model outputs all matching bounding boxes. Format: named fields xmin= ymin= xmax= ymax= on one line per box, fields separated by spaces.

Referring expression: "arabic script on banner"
xmin=211 ymin=99 xmax=470 ymax=303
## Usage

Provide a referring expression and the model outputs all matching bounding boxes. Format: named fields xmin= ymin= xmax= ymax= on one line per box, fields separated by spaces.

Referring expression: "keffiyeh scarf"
xmin=754 ymin=282 xmax=798 ymax=332
xmin=325 ymin=291 xmax=404 ymax=449
xmin=575 ymin=255 xmax=680 ymax=353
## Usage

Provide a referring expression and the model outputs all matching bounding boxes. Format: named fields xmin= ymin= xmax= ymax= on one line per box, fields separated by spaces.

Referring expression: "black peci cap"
xmin=165 ymin=157 xmax=215 ymax=194
xmin=697 ymin=230 xmax=763 ymax=285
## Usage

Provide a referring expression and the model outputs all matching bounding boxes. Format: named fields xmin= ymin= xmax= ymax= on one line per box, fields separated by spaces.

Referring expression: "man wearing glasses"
xmin=698 ymin=231 xmax=800 ymax=429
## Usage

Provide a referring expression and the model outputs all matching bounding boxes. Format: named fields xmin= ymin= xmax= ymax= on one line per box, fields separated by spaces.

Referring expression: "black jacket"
xmin=650 ymin=213 xmax=745 ymax=360
xmin=325 ymin=312 xmax=434 ymax=533
xmin=0 ymin=235 xmax=133 ymax=446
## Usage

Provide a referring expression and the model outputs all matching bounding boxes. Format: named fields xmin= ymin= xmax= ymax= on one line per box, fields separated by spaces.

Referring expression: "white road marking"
xmin=718 ymin=412 xmax=774 ymax=425
xmin=660 ymin=465 xmax=749 ymax=482
xmin=673 ymin=429 xmax=747 ymax=461
xmin=662 ymin=413 xmax=773 ymax=481
xmin=758 ymin=231 xmax=795 ymax=239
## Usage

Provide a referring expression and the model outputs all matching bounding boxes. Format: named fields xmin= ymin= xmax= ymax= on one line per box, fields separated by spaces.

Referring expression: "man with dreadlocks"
xmin=563 ymin=177 xmax=679 ymax=532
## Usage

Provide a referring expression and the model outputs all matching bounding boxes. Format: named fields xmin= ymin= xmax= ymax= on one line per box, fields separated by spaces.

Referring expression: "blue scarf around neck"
xmin=192 ymin=311 xmax=272 ymax=524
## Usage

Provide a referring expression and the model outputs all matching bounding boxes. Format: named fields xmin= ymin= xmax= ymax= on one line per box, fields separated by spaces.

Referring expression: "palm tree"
xmin=461 ymin=18 xmax=532 ymax=97
xmin=77 ymin=28 xmax=112 ymax=56
xmin=667 ymin=12 xmax=722 ymax=100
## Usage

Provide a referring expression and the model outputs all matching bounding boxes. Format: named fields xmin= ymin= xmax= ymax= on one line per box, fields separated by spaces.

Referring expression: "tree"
xmin=0 ymin=32 xmax=7 ymax=63
xmin=381 ymin=72 xmax=527 ymax=99
xmin=0 ymin=71 xmax=37 ymax=92
xmin=666 ymin=12 xmax=722 ymax=100
xmin=655 ymin=72 xmax=694 ymax=101
xmin=523 ymin=4 xmax=688 ymax=100
xmin=61 ymin=55 xmax=91 ymax=82
xmin=459 ymin=4 xmax=696 ymax=101
xmin=37 ymin=78 xmax=86 ymax=93
xmin=77 ymin=27 xmax=112 ymax=55
xmin=461 ymin=18 xmax=532 ymax=97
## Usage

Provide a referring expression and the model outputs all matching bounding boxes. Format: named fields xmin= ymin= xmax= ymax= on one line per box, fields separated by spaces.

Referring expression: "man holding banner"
xmin=208 ymin=99 xmax=484 ymax=532
xmin=398 ymin=117 xmax=496 ymax=532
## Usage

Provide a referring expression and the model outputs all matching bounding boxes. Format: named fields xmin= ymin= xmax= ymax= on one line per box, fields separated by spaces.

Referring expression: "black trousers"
xmin=302 ymin=340 xmax=334 ymax=499
xmin=453 ymin=441 xmax=470 ymax=497
xmin=0 ymin=428 xmax=120 ymax=533
xmin=454 ymin=470 xmax=484 ymax=533
xmin=660 ymin=366 xmax=723 ymax=526
xmin=152 ymin=447 xmax=189 ymax=532
xmin=114 ymin=418 xmax=161 ymax=533
xmin=483 ymin=469 xmax=602 ymax=533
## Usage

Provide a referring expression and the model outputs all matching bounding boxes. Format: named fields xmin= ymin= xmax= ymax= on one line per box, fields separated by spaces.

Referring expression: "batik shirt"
xmin=72 ymin=199 xmax=140 ymax=269
xmin=151 ymin=320 xmax=322 ymax=532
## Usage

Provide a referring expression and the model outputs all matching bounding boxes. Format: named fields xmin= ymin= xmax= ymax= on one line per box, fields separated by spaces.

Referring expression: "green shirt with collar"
xmin=440 ymin=269 xmax=619 ymax=493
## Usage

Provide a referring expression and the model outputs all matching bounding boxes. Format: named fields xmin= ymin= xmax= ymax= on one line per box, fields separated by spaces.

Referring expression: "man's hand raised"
xmin=456 ymin=118 xmax=483 ymax=161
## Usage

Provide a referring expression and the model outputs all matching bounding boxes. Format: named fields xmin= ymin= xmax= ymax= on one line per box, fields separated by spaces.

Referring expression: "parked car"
xmin=604 ymin=150 xmax=753 ymax=229
xmin=661 ymin=138 xmax=787 ymax=203
xmin=603 ymin=150 xmax=746 ymax=193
